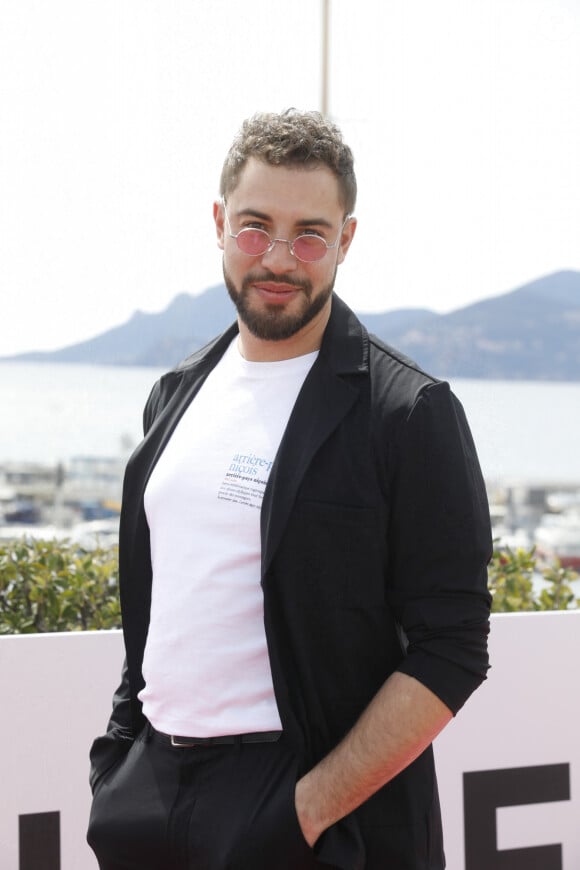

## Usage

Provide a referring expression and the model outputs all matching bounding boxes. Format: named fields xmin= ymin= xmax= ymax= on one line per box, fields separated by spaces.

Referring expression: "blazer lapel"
xmin=260 ymin=295 xmax=369 ymax=580
xmin=123 ymin=324 xmax=239 ymax=536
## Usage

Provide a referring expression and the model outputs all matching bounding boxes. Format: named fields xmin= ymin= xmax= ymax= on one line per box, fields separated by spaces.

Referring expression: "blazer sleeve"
xmin=89 ymin=377 xmax=164 ymax=792
xmin=387 ymin=380 xmax=493 ymax=714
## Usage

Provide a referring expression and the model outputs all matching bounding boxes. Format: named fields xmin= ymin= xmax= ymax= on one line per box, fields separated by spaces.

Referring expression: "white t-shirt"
xmin=139 ymin=339 xmax=317 ymax=737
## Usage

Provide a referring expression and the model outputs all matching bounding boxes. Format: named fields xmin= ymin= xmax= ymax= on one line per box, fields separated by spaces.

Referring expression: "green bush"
xmin=0 ymin=538 xmax=578 ymax=634
xmin=488 ymin=544 xmax=579 ymax=612
xmin=0 ymin=537 xmax=121 ymax=633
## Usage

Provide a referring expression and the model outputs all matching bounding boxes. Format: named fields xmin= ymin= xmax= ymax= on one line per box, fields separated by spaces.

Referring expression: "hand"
xmin=294 ymin=776 xmax=325 ymax=848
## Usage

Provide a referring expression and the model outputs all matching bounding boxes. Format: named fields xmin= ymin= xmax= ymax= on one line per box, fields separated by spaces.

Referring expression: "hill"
xmin=6 ymin=270 xmax=580 ymax=380
xmin=9 ymin=289 xmax=235 ymax=368
xmin=387 ymin=270 xmax=580 ymax=380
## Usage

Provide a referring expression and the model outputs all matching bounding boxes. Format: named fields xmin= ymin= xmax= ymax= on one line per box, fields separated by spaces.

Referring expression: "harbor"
xmin=487 ymin=479 xmax=580 ymax=568
xmin=0 ymin=457 xmax=123 ymax=550
xmin=2 ymin=456 xmax=580 ymax=568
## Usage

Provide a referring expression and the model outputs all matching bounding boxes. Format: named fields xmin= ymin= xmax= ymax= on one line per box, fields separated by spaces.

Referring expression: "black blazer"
xmin=91 ymin=295 xmax=492 ymax=869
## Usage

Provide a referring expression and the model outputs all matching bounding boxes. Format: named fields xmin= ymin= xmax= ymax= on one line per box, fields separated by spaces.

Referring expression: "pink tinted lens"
xmin=235 ymin=228 xmax=328 ymax=261
xmin=292 ymin=235 xmax=327 ymax=261
xmin=236 ymin=229 xmax=270 ymax=256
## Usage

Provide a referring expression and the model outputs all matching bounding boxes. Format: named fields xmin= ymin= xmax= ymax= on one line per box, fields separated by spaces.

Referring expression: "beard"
xmin=223 ymin=264 xmax=336 ymax=341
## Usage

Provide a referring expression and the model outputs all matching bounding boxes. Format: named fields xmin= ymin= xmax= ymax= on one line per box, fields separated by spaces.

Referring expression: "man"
xmin=88 ymin=110 xmax=492 ymax=870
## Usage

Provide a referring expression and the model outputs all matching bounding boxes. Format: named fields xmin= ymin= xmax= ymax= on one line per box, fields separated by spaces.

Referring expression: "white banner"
xmin=0 ymin=612 xmax=578 ymax=869
xmin=435 ymin=611 xmax=579 ymax=869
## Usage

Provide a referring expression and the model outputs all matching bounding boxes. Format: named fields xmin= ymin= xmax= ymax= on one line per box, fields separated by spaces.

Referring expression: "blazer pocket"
xmin=291 ymin=500 xmax=384 ymax=607
xmin=89 ymin=732 xmax=133 ymax=794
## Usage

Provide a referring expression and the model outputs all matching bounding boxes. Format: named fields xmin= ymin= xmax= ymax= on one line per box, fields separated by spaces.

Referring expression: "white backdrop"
xmin=1 ymin=612 xmax=578 ymax=869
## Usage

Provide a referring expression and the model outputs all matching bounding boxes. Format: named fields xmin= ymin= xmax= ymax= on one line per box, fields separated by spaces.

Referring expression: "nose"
xmin=260 ymin=238 xmax=298 ymax=273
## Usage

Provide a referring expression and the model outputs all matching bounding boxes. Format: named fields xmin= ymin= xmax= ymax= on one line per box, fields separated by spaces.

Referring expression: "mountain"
xmin=386 ymin=270 xmax=580 ymax=380
xmin=6 ymin=270 xmax=580 ymax=380
xmin=8 ymin=288 xmax=235 ymax=368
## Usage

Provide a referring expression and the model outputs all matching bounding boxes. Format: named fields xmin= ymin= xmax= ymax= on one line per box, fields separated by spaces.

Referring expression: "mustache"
xmin=242 ymin=270 xmax=312 ymax=292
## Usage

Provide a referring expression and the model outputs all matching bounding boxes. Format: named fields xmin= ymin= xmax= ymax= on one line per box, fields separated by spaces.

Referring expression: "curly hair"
xmin=219 ymin=109 xmax=357 ymax=216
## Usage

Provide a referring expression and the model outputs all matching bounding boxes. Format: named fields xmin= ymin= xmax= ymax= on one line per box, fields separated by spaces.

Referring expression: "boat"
xmin=534 ymin=509 xmax=580 ymax=569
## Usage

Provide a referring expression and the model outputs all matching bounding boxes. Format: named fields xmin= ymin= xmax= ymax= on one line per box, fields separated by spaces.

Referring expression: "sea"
xmin=2 ymin=361 xmax=580 ymax=487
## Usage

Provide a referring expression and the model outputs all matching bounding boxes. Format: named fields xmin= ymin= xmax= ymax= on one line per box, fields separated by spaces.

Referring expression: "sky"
xmin=1 ymin=0 xmax=579 ymax=356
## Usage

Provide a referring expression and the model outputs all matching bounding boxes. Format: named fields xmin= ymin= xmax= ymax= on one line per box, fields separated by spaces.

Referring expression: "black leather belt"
xmin=150 ymin=725 xmax=282 ymax=748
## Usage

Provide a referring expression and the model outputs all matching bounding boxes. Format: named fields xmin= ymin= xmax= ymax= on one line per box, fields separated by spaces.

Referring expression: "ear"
xmin=213 ymin=200 xmax=225 ymax=250
xmin=336 ymin=216 xmax=357 ymax=265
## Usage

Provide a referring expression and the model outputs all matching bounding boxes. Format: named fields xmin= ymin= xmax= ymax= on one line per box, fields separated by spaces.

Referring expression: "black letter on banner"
xmin=19 ymin=811 xmax=60 ymax=870
xmin=464 ymin=765 xmax=570 ymax=870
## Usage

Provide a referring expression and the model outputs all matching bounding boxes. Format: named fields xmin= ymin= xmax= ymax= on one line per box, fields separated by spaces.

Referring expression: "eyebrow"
xmin=234 ymin=207 xmax=334 ymax=230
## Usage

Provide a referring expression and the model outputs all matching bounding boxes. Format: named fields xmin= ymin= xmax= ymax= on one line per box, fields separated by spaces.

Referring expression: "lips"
xmin=253 ymin=282 xmax=301 ymax=302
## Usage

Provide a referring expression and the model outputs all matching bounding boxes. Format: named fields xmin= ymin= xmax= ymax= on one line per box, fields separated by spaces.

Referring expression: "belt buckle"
xmin=170 ymin=735 xmax=198 ymax=748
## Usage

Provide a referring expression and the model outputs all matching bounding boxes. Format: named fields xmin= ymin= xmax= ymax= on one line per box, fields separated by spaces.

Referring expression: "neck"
xmin=237 ymin=303 xmax=331 ymax=362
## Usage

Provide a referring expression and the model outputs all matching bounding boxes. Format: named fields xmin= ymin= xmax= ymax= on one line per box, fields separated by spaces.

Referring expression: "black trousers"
xmin=87 ymin=726 xmax=328 ymax=870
